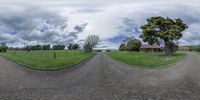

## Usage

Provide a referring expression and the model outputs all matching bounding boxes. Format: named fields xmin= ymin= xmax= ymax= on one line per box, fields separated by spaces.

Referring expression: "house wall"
xmin=179 ymin=47 xmax=189 ymax=51
xmin=140 ymin=48 xmax=161 ymax=52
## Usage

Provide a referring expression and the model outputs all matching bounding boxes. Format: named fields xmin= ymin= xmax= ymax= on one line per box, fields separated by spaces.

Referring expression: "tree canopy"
xmin=84 ymin=35 xmax=99 ymax=52
xmin=72 ymin=44 xmax=80 ymax=50
xmin=0 ymin=43 xmax=8 ymax=52
xmin=119 ymin=43 xmax=126 ymax=51
xmin=52 ymin=45 xmax=65 ymax=50
xmin=126 ymin=39 xmax=142 ymax=52
xmin=67 ymin=43 xmax=73 ymax=50
xmin=140 ymin=16 xmax=188 ymax=56
xmin=118 ymin=38 xmax=142 ymax=52
xmin=67 ymin=43 xmax=79 ymax=50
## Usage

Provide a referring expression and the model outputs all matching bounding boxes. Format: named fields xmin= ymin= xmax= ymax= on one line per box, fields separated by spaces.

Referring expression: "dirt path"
xmin=0 ymin=52 xmax=200 ymax=100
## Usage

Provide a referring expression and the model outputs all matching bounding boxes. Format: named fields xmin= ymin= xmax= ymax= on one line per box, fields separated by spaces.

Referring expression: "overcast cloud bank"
xmin=0 ymin=0 xmax=200 ymax=48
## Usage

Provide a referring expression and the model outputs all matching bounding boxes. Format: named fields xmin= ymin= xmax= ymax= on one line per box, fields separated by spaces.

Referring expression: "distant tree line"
xmin=52 ymin=45 xmax=65 ymax=50
xmin=23 ymin=43 xmax=81 ymax=51
xmin=14 ymin=44 xmax=66 ymax=52
xmin=189 ymin=45 xmax=200 ymax=52
xmin=1 ymin=43 xmax=64 ymax=52
xmin=3 ymin=35 xmax=100 ymax=53
xmin=67 ymin=43 xmax=80 ymax=50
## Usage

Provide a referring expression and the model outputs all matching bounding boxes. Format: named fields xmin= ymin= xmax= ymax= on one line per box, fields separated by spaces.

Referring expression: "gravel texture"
xmin=0 ymin=52 xmax=200 ymax=100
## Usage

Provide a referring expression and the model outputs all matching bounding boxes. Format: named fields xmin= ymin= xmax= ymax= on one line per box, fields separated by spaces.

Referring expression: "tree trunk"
xmin=164 ymin=42 xmax=173 ymax=56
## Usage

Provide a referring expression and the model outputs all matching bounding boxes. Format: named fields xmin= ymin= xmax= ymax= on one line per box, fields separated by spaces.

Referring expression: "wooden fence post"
xmin=54 ymin=52 xmax=56 ymax=59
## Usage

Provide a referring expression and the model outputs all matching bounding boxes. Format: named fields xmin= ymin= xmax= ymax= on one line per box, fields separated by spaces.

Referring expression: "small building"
xmin=140 ymin=44 xmax=161 ymax=52
xmin=179 ymin=46 xmax=189 ymax=51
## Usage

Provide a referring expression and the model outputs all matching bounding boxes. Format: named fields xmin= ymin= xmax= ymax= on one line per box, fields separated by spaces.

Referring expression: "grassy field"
xmin=106 ymin=51 xmax=186 ymax=68
xmin=0 ymin=50 xmax=94 ymax=70
xmin=196 ymin=52 xmax=200 ymax=55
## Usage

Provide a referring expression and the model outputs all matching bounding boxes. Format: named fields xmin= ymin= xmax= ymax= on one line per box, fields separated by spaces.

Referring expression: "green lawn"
xmin=191 ymin=51 xmax=199 ymax=55
xmin=196 ymin=52 xmax=200 ymax=55
xmin=0 ymin=50 xmax=94 ymax=70
xmin=106 ymin=51 xmax=186 ymax=68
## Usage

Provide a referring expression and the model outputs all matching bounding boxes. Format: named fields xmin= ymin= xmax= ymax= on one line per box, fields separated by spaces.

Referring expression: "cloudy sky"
xmin=0 ymin=0 xmax=200 ymax=49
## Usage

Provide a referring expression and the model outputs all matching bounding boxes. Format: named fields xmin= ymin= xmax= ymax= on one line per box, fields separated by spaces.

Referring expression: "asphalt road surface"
xmin=0 ymin=52 xmax=200 ymax=100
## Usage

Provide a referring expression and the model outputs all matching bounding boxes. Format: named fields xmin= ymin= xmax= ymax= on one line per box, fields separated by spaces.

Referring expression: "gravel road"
xmin=0 ymin=52 xmax=200 ymax=100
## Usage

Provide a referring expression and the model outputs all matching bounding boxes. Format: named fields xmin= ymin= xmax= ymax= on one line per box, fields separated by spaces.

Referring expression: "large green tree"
xmin=119 ymin=43 xmax=126 ymax=51
xmin=140 ymin=16 xmax=188 ymax=56
xmin=126 ymin=39 xmax=142 ymax=53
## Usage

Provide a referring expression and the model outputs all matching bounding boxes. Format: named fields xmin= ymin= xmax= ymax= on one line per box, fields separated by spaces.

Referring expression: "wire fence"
xmin=6 ymin=50 xmax=87 ymax=60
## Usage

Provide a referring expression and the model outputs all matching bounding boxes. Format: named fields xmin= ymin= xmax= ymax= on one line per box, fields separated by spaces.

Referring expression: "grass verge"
xmin=0 ymin=50 xmax=94 ymax=70
xmin=106 ymin=51 xmax=186 ymax=68
xmin=195 ymin=51 xmax=200 ymax=55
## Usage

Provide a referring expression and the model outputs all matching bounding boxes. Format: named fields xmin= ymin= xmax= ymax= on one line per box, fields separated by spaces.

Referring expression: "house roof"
xmin=140 ymin=44 xmax=160 ymax=49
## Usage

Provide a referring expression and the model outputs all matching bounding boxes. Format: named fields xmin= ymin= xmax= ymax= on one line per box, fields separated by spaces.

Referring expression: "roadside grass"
xmin=195 ymin=51 xmax=200 ymax=55
xmin=0 ymin=50 xmax=94 ymax=70
xmin=192 ymin=51 xmax=200 ymax=56
xmin=106 ymin=51 xmax=186 ymax=68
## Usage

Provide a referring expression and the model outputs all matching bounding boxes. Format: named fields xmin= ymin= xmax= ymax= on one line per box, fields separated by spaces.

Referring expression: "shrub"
xmin=106 ymin=49 xmax=111 ymax=52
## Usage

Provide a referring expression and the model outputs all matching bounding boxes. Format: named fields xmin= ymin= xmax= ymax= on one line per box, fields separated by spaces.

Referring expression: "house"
xmin=179 ymin=46 xmax=189 ymax=51
xmin=140 ymin=44 xmax=162 ymax=52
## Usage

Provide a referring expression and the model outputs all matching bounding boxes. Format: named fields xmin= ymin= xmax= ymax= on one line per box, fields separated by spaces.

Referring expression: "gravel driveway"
xmin=0 ymin=52 xmax=200 ymax=100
